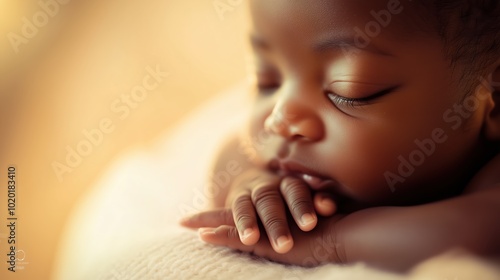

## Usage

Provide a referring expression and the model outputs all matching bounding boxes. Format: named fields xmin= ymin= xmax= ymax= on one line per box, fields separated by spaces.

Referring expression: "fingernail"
xmin=276 ymin=235 xmax=291 ymax=249
xmin=199 ymin=228 xmax=215 ymax=236
xmin=241 ymin=228 xmax=254 ymax=240
xmin=300 ymin=213 xmax=316 ymax=226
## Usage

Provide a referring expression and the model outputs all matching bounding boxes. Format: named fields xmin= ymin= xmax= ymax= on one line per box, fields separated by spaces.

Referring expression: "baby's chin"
xmin=323 ymin=179 xmax=427 ymax=210
xmin=346 ymin=185 xmax=446 ymax=209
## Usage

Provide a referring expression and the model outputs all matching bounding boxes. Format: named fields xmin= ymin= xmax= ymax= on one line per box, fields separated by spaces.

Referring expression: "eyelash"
xmin=257 ymin=80 xmax=281 ymax=95
xmin=256 ymin=70 xmax=397 ymax=107
xmin=257 ymin=83 xmax=279 ymax=92
xmin=327 ymin=94 xmax=368 ymax=107
xmin=327 ymin=87 xmax=396 ymax=108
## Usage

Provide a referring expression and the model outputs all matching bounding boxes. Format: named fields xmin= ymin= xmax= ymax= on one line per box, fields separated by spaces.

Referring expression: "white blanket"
xmin=55 ymin=83 xmax=500 ymax=280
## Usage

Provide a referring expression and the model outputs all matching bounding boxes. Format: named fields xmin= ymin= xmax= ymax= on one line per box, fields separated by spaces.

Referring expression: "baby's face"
xmin=247 ymin=0 xmax=491 ymax=205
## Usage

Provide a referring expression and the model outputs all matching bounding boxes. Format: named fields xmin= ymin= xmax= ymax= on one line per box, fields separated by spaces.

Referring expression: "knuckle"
xmin=227 ymin=226 xmax=239 ymax=240
xmin=218 ymin=208 xmax=234 ymax=226
xmin=235 ymin=214 xmax=252 ymax=228
xmin=250 ymin=187 xmax=288 ymax=234
xmin=231 ymin=195 xmax=255 ymax=228
xmin=289 ymin=199 xmax=312 ymax=214
xmin=233 ymin=207 xmax=253 ymax=226
xmin=280 ymin=178 xmax=312 ymax=213
xmin=240 ymin=182 xmax=292 ymax=236
xmin=251 ymin=182 xmax=274 ymax=194
xmin=262 ymin=216 xmax=287 ymax=234
xmin=251 ymin=185 xmax=279 ymax=205
xmin=232 ymin=194 xmax=251 ymax=208
xmin=280 ymin=177 xmax=305 ymax=193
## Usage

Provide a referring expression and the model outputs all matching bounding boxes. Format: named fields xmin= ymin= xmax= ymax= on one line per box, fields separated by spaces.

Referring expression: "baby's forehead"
xmin=250 ymin=0 xmax=434 ymax=47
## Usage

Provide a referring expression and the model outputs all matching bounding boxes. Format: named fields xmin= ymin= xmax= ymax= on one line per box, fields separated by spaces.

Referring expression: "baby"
xmin=181 ymin=0 xmax=500 ymax=271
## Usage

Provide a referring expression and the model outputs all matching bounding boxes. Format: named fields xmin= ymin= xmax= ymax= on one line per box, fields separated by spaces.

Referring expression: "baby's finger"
xmin=180 ymin=208 xmax=235 ymax=228
xmin=232 ymin=195 xmax=260 ymax=245
xmin=198 ymin=225 xmax=241 ymax=247
xmin=280 ymin=177 xmax=317 ymax=232
xmin=252 ymin=185 xmax=293 ymax=254
xmin=314 ymin=192 xmax=337 ymax=217
xmin=198 ymin=225 xmax=282 ymax=261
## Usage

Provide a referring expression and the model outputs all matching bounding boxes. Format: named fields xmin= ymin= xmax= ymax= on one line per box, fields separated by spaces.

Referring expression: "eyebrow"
xmin=250 ymin=34 xmax=393 ymax=57
xmin=313 ymin=36 xmax=393 ymax=57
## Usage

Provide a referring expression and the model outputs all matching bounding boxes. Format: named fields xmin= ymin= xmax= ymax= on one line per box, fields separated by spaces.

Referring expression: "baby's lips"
xmin=302 ymin=173 xmax=336 ymax=190
xmin=302 ymin=174 xmax=321 ymax=188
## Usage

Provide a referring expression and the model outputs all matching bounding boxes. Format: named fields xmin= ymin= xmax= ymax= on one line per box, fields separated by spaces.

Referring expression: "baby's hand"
xmin=183 ymin=208 xmax=345 ymax=266
xmin=181 ymin=167 xmax=336 ymax=254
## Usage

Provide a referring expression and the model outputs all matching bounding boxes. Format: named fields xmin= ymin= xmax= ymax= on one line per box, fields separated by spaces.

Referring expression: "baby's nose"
xmin=264 ymin=103 xmax=324 ymax=142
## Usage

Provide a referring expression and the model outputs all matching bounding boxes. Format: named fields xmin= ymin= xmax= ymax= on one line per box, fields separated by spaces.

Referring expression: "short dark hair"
xmin=423 ymin=0 xmax=500 ymax=95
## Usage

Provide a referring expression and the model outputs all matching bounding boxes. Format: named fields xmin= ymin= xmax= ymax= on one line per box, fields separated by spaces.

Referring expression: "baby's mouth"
xmin=301 ymin=173 xmax=333 ymax=190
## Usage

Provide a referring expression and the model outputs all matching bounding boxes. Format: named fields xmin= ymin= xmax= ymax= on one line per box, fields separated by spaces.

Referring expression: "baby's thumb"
xmin=313 ymin=192 xmax=337 ymax=216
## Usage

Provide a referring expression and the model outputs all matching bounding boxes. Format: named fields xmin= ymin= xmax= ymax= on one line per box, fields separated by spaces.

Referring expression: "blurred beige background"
xmin=0 ymin=0 xmax=249 ymax=279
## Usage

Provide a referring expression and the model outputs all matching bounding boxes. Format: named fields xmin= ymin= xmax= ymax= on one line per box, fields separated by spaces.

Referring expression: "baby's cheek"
xmin=336 ymin=156 xmax=397 ymax=202
xmin=329 ymin=128 xmax=425 ymax=202
xmin=340 ymin=127 xmax=477 ymax=203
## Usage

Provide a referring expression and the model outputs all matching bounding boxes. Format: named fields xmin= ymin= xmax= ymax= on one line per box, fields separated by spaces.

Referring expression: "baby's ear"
xmin=481 ymin=62 xmax=500 ymax=141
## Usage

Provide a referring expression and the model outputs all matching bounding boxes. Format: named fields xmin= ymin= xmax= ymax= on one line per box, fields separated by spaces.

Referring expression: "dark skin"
xmin=181 ymin=0 xmax=500 ymax=272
